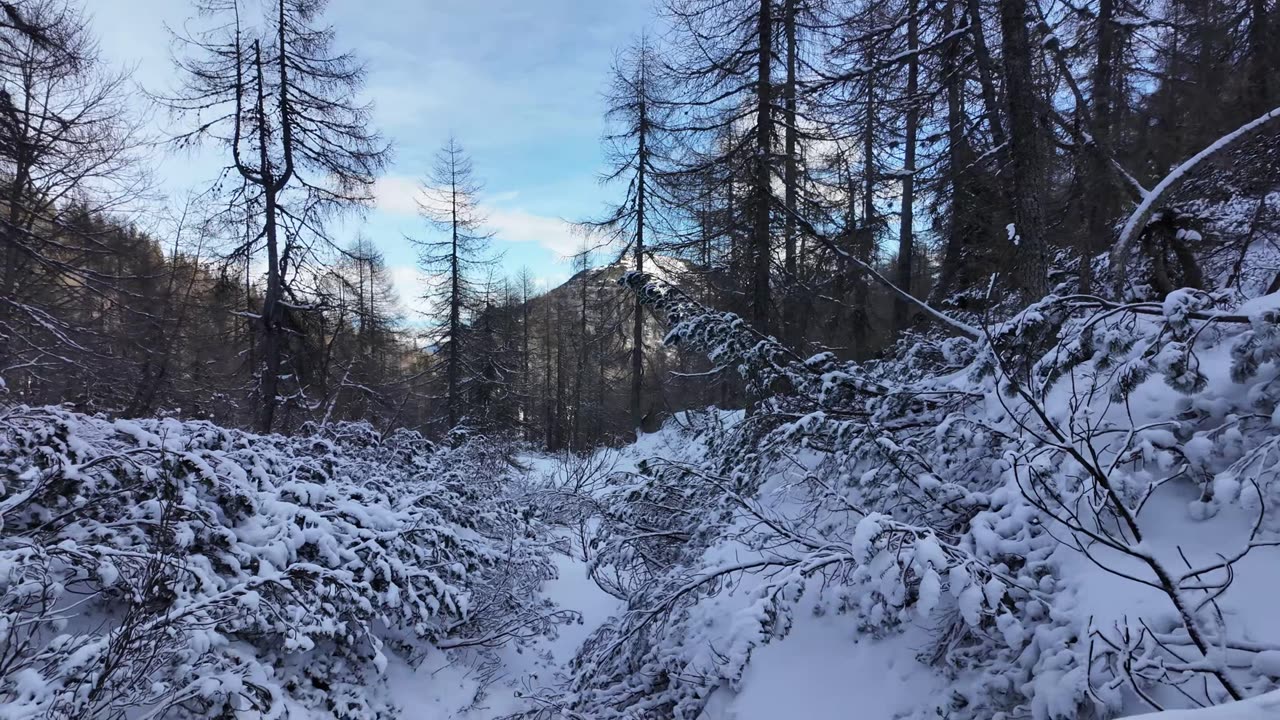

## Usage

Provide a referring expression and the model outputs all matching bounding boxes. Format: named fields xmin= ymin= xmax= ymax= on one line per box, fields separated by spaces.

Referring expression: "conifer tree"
xmin=586 ymin=35 xmax=668 ymax=433
xmin=411 ymin=137 xmax=496 ymax=429
xmin=165 ymin=0 xmax=388 ymax=432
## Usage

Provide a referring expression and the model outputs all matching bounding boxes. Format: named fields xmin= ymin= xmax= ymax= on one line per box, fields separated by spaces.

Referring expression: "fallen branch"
xmin=780 ymin=204 xmax=983 ymax=339
xmin=1111 ymin=105 xmax=1280 ymax=291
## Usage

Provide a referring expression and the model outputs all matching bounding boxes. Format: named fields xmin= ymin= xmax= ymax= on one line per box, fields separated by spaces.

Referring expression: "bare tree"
xmin=663 ymin=0 xmax=783 ymax=334
xmin=163 ymin=0 xmax=388 ymax=432
xmin=411 ymin=137 xmax=496 ymax=429
xmin=892 ymin=0 xmax=920 ymax=331
xmin=0 ymin=0 xmax=147 ymax=393
xmin=997 ymin=0 xmax=1048 ymax=296
xmin=584 ymin=36 xmax=669 ymax=434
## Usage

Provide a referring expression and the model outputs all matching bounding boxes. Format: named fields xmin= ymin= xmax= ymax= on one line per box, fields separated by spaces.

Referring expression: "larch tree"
xmin=516 ymin=265 xmax=535 ymax=438
xmin=585 ymin=35 xmax=669 ymax=434
xmin=0 ymin=0 xmax=146 ymax=393
xmin=997 ymin=0 xmax=1049 ymax=297
xmin=892 ymin=0 xmax=921 ymax=331
xmin=165 ymin=0 xmax=388 ymax=433
xmin=411 ymin=137 xmax=495 ymax=430
xmin=821 ymin=0 xmax=933 ymax=332
xmin=663 ymin=0 xmax=782 ymax=334
xmin=314 ymin=235 xmax=403 ymax=425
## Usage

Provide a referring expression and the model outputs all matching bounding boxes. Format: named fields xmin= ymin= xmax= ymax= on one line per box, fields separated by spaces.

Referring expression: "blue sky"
xmin=91 ymin=0 xmax=653 ymax=306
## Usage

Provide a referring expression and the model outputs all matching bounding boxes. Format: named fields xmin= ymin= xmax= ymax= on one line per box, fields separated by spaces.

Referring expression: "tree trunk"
xmin=751 ymin=0 xmax=773 ymax=335
xmin=448 ymin=172 xmax=461 ymax=429
xmin=1080 ymin=0 xmax=1117 ymax=291
xmin=938 ymin=0 xmax=976 ymax=304
xmin=782 ymin=0 xmax=799 ymax=346
xmin=998 ymin=0 xmax=1048 ymax=297
xmin=521 ymin=280 xmax=531 ymax=440
xmin=1246 ymin=0 xmax=1272 ymax=115
xmin=631 ymin=86 xmax=647 ymax=434
xmin=543 ymin=295 xmax=554 ymax=448
xmin=0 ymin=138 xmax=31 ymax=368
xmin=572 ymin=257 xmax=588 ymax=450
xmin=854 ymin=74 xmax=876 ymax=357
xmin=255 ymin=41 xmax=284 ymax=434
xmin=554 ymin=307 xmax=567 ymax=450
xmin=894 ymin=0 xmax=920 ymax=331
xmin=967 ymin=0 xmax=1007 ymax=149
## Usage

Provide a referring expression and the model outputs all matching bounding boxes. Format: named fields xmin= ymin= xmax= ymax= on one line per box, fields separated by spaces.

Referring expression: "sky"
xmin=90 ymin=0 xmax=654 ymax=310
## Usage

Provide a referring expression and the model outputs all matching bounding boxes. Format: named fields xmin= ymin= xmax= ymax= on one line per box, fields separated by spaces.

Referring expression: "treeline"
xmin=1 ymin=0 xmax=1278 ymax=445
xmin=442 ymin=0 xmax=1280 ymax=442
xmin=595 ymin=0 xmax=1279 ymax=344
xmin=0 ymin=0 xmax=696 ymax=446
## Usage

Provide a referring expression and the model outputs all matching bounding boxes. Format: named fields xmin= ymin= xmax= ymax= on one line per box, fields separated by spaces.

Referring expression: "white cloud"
xmin=486 ymin=207 xmax=583 ymax=259
xmin=373 ymin=176 xmax=429 ymax=216
xmin=388 ymin=265 xmax=441 ymax=319
xmin=374 ymin=175 xmax=583 ymax=259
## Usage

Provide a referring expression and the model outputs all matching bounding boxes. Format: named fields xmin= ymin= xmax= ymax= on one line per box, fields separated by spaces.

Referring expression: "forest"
xmin=0 ymin=0 xmax=1279 ymax=717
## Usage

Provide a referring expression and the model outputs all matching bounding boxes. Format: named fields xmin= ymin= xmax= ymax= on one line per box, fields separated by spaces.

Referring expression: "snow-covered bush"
xmin=521 ymin=273 xmax=1280 ymax=719
xmin=0 ymin=408 xmax=564 ymax=719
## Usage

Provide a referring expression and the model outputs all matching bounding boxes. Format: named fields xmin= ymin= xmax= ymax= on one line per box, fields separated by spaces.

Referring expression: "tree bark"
xmin=854 ymin=72 xmax=876 ymax=357
xmin=998 ymin=0 xmax=1048 ymax=297
xmin=966 ymin=0 xmax=1007 ymax=149
xmin=448 ymin=165 xmax=461 ymax=429
xmin=573 ymin=254 xmax=588 ymax=450
xmin=1246 ymin=0 xmax=1272 ymax=115
xmin=631 ymin=63 xmax=647 ymax=434
xmin=894 ymin=0 xmax=920 ymax=331
xmin=1080 ymin=0 xmax=1117 ymax=291
xmin=937 ymin=0 xmax=977 ymax=304
xmin=751 ymin=0 xmax=773 ymax=335
xmin=782 ymin=0 xmax=800 ymax=346
xmin=543 ymin=293 xmax=554 ymax=449
xmin=255 ymin=40 xmax=284 ymax=434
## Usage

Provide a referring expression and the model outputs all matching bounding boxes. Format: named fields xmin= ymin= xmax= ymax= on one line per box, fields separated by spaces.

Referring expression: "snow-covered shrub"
xmin=0 ymin=408 xmax=564 ymax=719
xmin=530 ymin=273 xmax=1280 ymax=720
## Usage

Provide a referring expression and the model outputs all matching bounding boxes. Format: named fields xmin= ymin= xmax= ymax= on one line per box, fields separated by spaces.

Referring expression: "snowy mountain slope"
xmin=527 ymin=255 xmax=693 ymax=352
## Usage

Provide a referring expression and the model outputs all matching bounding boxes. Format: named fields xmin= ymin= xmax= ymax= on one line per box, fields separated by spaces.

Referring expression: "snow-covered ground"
xmin=386 ymin=455 xmax=623 ymax=719
xmin=443 ymin=295 xmax=1280 ymax=720
xmin=384 ymin=550 xmax=620 ymax=718
xmin=1120 ymin=690 xmax=1280 ymax=719
xmin=380 ymin=427 xmax=1280 ymax=720
xmin=705 ymin=606 xmax=944 ymax=720
xmin=12 ymin=298 xmax=1280 ymax=720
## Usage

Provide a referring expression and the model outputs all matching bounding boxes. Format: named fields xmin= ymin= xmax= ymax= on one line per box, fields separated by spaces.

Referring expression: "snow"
xmin=1121 ymin=691 xmax=1280 ymax=719
xmin=557 ymin=271 xmax=1280 ymax=720
xmin=13 ymin=244 xmax=1280 ymax=720
xmin=542 ymin=549 xmax=620 ymax=662
xmin=379 ymin=454 xmax=623 ymax=719
xmin=0 ymin=410 xmax=570 ymax=719
xmin=718 ymin=613 xmax=943 ymax=720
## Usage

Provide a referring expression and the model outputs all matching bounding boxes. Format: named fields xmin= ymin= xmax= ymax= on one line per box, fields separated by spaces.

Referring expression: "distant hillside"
xmin=514 ymin=255 xmax=719 ymax=443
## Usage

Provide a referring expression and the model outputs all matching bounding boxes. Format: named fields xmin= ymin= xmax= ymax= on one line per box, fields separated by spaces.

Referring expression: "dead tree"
xmin=165 ymin=0 xmax=387 ymax=432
